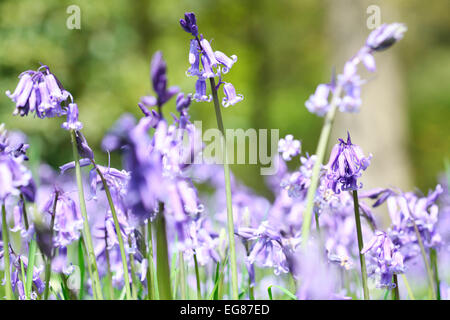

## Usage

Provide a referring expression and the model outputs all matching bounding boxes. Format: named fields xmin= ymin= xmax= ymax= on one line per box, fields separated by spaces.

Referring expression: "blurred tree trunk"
xmin=327 ymin=0 xmax=412 ymax=196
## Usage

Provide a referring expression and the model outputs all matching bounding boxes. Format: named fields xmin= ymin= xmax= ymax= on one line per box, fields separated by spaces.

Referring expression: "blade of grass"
xmin=267 ymin=285 xmax=297 ymax=300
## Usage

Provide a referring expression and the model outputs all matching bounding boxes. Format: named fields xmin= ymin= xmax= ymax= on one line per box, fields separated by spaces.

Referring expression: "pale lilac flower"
xmin=337 ymin=62 xmax=363 ymax=113
xmin=61 ymin=103 xmax=83 ymax=131
xmin=366 ymin=23 xmax=407 ymax=51
xmin=278 ymin=135 xmax=301 ymax=161
xmin=305 ymin=84 xmax=331 ymax=116
xmin=0 ymin=152 xmax=33 ymax=202
xmin=214 ymin=51 xmax=237 ymax=74
xmin=222 ymin=82 xmax=243 ymax=108
xmin=42 ymin=188 xmax=84 ymax=247
xmin=237 ymin=221 xmax=290 ymax=275
xmin=362 ymin=231 xmax=405 ymax=288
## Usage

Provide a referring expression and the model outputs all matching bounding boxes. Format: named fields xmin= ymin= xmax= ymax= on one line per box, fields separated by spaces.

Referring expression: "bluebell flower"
xmin=61 ymin=103 xmax=83 ymax=131
xmin=193 ymin=78 xmax=212 ymax=102
xmin=305 ymin=84 xmax=331 ymax=116
xmin=222 ymin=83 xmax=243 ymax=108
xmin=362 ymin=231 xmax=405 ymax=288
xmin=6 ymin=65 xmax=70 ymax=118
xmin=366 ymin=23 xmax=407 ymax=52
xmin=42 ymin=187 xmax=84 ymax=247
xmin=278 ymin=135 xmax=301 ymax=162
xmin=325 ymin=132 xmax=372 ymax=194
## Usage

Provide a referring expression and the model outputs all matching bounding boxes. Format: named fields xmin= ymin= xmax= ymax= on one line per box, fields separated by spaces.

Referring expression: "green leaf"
xmin=25 ymin=237 xmax=37 ymax=298
xmin=208 ymin=262 xmax=221 ymax=300
xmin=78 ymin=239 xmax=86 ymax=300
xmin=267 ymin=285 xmax=297 ymax=300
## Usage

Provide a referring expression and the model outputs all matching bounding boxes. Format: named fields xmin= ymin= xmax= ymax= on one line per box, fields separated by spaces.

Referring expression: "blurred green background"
xmin=0 ymin=0 xmax=449 ymax=198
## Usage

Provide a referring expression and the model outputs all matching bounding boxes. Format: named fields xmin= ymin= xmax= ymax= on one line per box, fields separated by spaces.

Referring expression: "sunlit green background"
xmin=0 ymin=0 xmax=449 ymax=197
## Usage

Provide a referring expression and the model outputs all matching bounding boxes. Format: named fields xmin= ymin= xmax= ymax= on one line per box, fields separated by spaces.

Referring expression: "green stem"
xmin=400 ymin=274 xmax=415 ymax=300
xmin=352 ymin=190 xmax=370 ymax=300
xmin=155 ymin=203 xmax=171 ymax=300
xmin=411 ymin=219 xmax=436 ymax=299
xmin=430 ymin=248 xmax=441 ymax=300
xmin=44 ymin=191 xmax=58 ymax=300
xmin=21 ymin=195 xmax=37 ymax=299
xmin=392 ymin=274 xmax=400 ymax=300
xmin=20 ymin=258 xmax=28 ymax=299
xmin=2 ymin=204 xmax=14 ymax=299
xmin=104 ymin=235 xmax=115 ymax=300
xmin=209 ymin=77 xmax=239 ymax=300
xmin=77 ymin=238 xmax=86 ymax=300
xmin=127 ymin=234 xmax=139 ymax=300
xmin=69 ymin=130 xmax=103 ymax=299
xmin=301 ymin=87 xmax=342 ymax=246
xmin=193 ymin=252 xmax=202 ymax=299
xmin=146 ymin=221 xmax=157 ymax=300
xmin=93 ymin=163 xmax=132 ymax=300
xmin=179 ymin=251 xmax=187 ymax=300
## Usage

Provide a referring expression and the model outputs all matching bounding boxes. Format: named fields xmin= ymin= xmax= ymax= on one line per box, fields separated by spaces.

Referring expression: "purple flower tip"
xmin=180 ymin=12 xmax=198 ymax=37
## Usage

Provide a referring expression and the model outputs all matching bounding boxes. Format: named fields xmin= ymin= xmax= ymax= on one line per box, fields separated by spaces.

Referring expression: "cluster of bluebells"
xmin=1 ymin=13 xmax=449 ymax=301
xmin=180 ymin=12 xmax=243 ymax=107
xmin=305 ymin=23 xmax=407 ymax=116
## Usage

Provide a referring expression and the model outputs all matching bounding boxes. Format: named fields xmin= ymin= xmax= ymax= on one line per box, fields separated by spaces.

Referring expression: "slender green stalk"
xmin=411 ymin=219 xmax=436 ymax=299
xmin=179 ymin=251 xmax=187 ymax=300
xmin=20 ymin=258 xmax=28 ymax=299
xmin=209 ymin=77 xmax=239 ymax=299
xmin=126 ymin=237 xmax=138 ymax=300
xmin=69 ymin=130 xmax=103 ymax=299
xmin=301 ymin=87 xmax=342 ymax=246
xmin=430 ymin=248 xmax=441 ymax=300
xmin=2 ymin=204 xmax=14 ymax=299
xmin=43 ymin=191 xmax=58 ymax=300
xmin=392 ymin=275 xmax=400 ymax=300
xmin=25 ymin=238 xmax=37 ymax=298
xmin=94 ymin=163 xmax=132 ymax=300
xmin=77 ymin=238 xmax=86 ymax=300
xmin=400 ymin=274 xmax=415 ymax=300
xmin=352 ymin=190 xmax=370 ymax=300
xmin=193 ymin=252 xmax=202 ymax=299
xmin=155 ymin=203 xmax=172 ymax=299
xmin=21 ymin=196 xmax=37 ymax=298
xmin=146 ymin=221 xmax=157 ymax=300
xmin=103 ymin=226 xmax=115 ymax=300
xmin=104 ymin=238 xmax=115 ymax=300
xmin=20 ymin=195 xmax=29 ymax=230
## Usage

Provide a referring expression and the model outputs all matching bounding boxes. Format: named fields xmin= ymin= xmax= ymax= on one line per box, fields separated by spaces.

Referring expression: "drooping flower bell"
xmin=325 ymin=132 xmax=372 ymax=194
xmin=361 ymin=231 xmax=405 ymax=288
xmin=305 ymin=84 xmax=332 ymax=117
xmin=6 ymin=65 xmax=71 ymax=118
xmin=222 ymin=82 xmax=243 ymax=108
xmin=366 ymin=23 xmax=407 ymax=52
xmin=61 ymin=103 xmax=83 ymax=131
xmin=41 ymin=187 xmax=84 ymax=248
